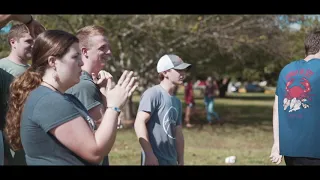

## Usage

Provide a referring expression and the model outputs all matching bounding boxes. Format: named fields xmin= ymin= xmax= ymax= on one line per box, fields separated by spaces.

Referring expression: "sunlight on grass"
xmin=109 ymin=89 xmax=283 ymax=166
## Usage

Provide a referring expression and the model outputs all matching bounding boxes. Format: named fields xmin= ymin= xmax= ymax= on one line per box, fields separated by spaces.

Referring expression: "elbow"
xmin=86 ymin=149 xmax=104 ymax=165
xmin=84 ymin=146 xmax=107 ymax=164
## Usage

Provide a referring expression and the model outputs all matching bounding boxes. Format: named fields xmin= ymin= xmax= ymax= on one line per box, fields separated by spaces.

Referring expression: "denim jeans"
xmin=204 ymin=96 xmax=220 ymax=122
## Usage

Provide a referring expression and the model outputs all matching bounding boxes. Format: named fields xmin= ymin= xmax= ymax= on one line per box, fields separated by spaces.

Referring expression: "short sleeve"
xmin=66 ymin=81 xmax=102 ymax=111
xmin=32 ymin=93 xmax=81 ymax=132
xmin=138 ymin=88 xmax=158 ymax=115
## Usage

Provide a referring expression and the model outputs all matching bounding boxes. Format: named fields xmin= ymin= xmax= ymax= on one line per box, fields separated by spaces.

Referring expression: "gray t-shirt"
xmin=66 ymin=71 xmax=109 ymax=165
xmin=66 ymin=71 xmax=102 ymax=111
xmin=138 ymin=85 xmax=182 ymax=164
xmin=21 ymin=85 xmax=96 ymax=165
xmin=0 ymin=58 xmax=30 ymax=77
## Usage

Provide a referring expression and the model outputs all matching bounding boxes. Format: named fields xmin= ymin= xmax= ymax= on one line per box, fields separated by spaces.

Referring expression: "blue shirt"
xmin=276 ymin=58 xmax=320 ymax=158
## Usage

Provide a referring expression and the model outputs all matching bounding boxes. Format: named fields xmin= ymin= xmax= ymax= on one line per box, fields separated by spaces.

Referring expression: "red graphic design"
xmin=285 ymin=77 xmax=311 ymax=101
xmin=283 ymin=69 xmax=313 ymax=113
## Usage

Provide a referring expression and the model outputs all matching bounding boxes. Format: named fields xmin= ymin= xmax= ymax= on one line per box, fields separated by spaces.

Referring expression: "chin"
xmin=25 ymin=54 xmax=32 ymax=60
xmin=175 ymin=81 xmax=184 ymax=85
xmin=72 ymin=77 xmax=80 ymax=85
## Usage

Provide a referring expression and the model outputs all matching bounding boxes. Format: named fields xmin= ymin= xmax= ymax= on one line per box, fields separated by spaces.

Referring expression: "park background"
xmin=1 ymin=15 xmax=318 ymax=165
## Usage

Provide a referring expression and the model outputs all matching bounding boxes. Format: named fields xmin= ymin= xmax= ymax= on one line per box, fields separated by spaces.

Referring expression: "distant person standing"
xmin=184 ymin=78 xmax=195 ymax=128
xmin=204 ymin=76 xmax=223 ymax=125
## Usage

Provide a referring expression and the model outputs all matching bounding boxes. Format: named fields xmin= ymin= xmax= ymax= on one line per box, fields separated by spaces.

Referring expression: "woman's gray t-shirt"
xmin=20 ymin=85 xmax=96 ymax=165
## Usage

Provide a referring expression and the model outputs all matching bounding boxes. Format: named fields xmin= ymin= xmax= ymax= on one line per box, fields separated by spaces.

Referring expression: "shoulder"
xmin=30 ymin=87 xmax=67 ymax=105
xmin=141 ymin=85 xmax=161 ymax=98
xmin=0 ymin=58 xmax=10 ymax=68
xmin=279 ymin=60 xmax=301 ymax=77
xmin=75 ymin=79 xmax=96 ymax=89
xmin=67 ymin=79 xmax=97 ymax=94
xmin=64 ymin=93 xmax=81 ymax=104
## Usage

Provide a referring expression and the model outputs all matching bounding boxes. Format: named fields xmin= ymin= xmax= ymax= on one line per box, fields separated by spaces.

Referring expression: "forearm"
xmin=0 ymin=15 xmax=12 ymax=29
xmin=176 ymin=127 xmax=184 ymax=165
xmin=0 ymin=15 xmax=32 ymax=28
xmin=94 ymin=108 xmax=120 ymax=156
xmin=102 ymin=96 xmax=107 ymax=110
xmin=134 ymin=121 xmax=154 ymax=154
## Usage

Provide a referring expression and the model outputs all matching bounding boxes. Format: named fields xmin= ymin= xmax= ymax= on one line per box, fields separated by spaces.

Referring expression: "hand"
xmin=25 ymin=18 xmax=46 ymax=38
xmin=92 ymin=70 xmax=113 ymax=96
xmin=144 ymin=152 xmax=159 ymax=166
xmin=270 ymin=143 xmax=282 ymax=164
xmin=105 ymin=70 xmax=138 ymax=109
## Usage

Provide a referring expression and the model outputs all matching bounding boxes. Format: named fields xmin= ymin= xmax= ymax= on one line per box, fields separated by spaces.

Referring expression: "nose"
xmin=79 ymin=58 xmax=84 ymax=67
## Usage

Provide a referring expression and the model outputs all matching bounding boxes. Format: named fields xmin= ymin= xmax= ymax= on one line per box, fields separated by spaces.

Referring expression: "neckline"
xmin=41 ymin=81 xmax=63 ymax=95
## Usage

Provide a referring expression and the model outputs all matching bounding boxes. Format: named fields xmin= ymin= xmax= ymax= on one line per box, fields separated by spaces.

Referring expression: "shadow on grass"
xmin=221 ymin=96 xmax=274 ymax=101
xmin=183 ymin=102 xmax=273 ymax=133
xmin=128 ymin=98 xmax=273 ymax=133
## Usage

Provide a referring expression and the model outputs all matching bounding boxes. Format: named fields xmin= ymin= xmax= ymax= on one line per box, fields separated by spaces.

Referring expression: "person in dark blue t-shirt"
xmin=271 ymin=27 xmax=320 ymax=165
xmin=3 ymin=29 xmax=138 ymax=165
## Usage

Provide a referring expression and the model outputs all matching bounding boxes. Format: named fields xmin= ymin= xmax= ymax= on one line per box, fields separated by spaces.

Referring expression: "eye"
xmin=72 ymin=55 xmax=79 ymax=59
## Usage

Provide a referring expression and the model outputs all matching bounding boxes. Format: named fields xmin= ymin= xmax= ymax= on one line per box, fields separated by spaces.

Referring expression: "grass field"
xmin=108 ymin=88 xmax=285 ymax=165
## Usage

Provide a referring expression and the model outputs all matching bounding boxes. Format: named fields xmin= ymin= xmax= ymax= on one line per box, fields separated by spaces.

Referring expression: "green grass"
xmin=109 ymin=88 xmax=284 ymax=165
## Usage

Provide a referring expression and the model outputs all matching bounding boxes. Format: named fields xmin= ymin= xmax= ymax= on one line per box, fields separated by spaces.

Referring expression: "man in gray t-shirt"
xmin=65 ymin=25 xmax=113 ymax=165
xmin=0 ymin=24 xmax=34 ymax=165
xmin=134 ymin=54 xmax=191 ymax=165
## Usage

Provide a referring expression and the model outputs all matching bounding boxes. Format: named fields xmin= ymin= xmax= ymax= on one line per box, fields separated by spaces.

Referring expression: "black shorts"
xmin=284 ymin=156 xmax=320 ymax=165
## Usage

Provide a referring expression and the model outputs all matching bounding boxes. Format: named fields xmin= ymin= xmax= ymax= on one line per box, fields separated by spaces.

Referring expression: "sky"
xmin=289 ymin=15 xmax=320 ymax=31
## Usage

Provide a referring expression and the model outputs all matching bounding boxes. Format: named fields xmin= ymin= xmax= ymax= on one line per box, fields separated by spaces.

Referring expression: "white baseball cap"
xmin=156 ymin=54 xmax=192 ymax=73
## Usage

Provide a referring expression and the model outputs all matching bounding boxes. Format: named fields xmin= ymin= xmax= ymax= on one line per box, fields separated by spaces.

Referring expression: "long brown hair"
xmin=4 ymin=30 xmax=79 ymax=151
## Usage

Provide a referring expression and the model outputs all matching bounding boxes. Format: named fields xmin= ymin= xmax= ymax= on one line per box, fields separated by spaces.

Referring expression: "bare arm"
xmin=0 ymin=14 xmax=45 ymax=38
xmin=50 ymin=108 xmax=119 ymax=164
xmin=273 ymin=95 xmax=279 ymax=147
xmin=175 ymin=125 xmax=184 ymax=165
xmin=0 ymin=15 xmax=32 ymax=28
xmin=50 ymin=70 xmax=137 ymax=165
xmin=134 ymin=111 xmax=153 ymax=154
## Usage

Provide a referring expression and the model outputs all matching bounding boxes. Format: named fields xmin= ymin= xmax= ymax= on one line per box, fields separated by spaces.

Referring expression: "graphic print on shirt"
xmin=283 ymin=69 xmax=313 ymax=112
xmin=162 ymin=106 xmax=178 ymax=139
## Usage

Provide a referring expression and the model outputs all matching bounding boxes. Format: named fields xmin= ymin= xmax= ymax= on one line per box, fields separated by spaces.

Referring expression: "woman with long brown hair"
xmin=4 ymin=29 xmax=137 ymax=165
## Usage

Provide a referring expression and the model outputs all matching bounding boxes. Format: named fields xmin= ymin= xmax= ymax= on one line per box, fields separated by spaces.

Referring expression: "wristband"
xmin=107 ymin=106 xmax=121 ymax=113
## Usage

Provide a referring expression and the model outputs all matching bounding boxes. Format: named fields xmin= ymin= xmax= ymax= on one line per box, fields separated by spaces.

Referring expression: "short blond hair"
xmin=7 ymin=24 xmax=30 ymax=46
xmin=76 ymin=25 xmax=107 ymax=48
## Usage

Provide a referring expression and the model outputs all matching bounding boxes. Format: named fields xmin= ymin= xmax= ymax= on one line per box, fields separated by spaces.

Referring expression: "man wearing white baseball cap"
xmin=134 ymin=54 xmax=191 ymax=165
